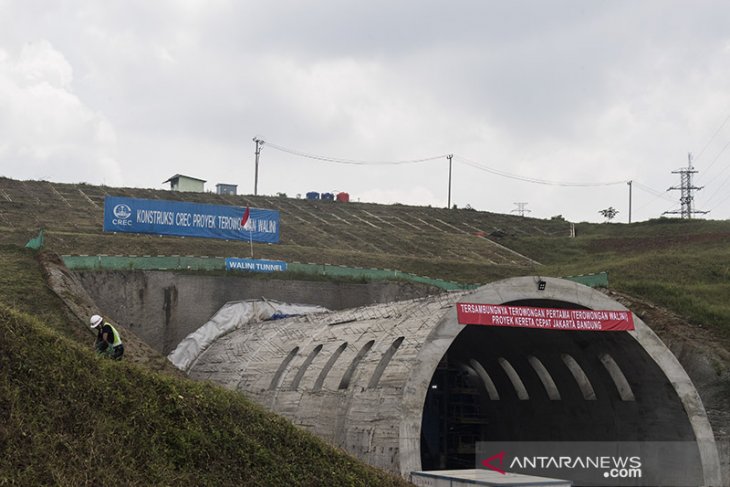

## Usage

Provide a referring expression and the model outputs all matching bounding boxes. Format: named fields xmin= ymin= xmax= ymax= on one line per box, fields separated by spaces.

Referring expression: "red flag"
xmin=241 ymin=207 xmax=250 ymax=229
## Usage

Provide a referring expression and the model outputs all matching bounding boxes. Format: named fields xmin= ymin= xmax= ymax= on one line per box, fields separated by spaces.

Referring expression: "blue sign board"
xmin=103 ymin=196 xmax=280 ymax=243
xmin=225 ymin=258 xmax=287 ymax=273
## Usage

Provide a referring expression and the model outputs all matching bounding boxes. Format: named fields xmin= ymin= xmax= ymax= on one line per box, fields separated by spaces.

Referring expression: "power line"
xmin=693 ymin=111 xmax=730 ymax=201
xmin=265 ymin=141 xmax=447 ymax=165
xmin=708 ymin=187 xmax=730 ymax=212
xmin=696 ymin=144 xmax=730 ymax=207
xmin=262 ymin=140 xmax=629 ymax=186
xmin=696 ymin=139 xmax=730 ymax=185
xmin=632 ymin=181 xmax=676 ymax=203
xmin=694 ymin=111 xmax=730 ymax=163
xmin=631 ymin=182 xmax=677 ymax=221
xmin=453 ymin=155 xmax=628 ymax=187
xmin=702 ymin=171 xmax=730 ymax=207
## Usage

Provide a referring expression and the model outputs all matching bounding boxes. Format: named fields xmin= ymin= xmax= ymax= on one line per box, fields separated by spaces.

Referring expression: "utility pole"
xmin=663 ymin=153 xmax=708 ymax=219
xmin=511 ymin=202 xmax=531 ymax=217
xmin=447 ymin=154 xmax=453 ymax=209
xmin=253 ymin=137 xmax=264 ymax=196
xmin=627 ymin=180 xmax=632 ymax=224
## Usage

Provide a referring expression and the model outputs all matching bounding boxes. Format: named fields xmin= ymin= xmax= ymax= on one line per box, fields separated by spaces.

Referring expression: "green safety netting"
xmin=61 ymin=255 xmax=607 ymax=290
xmin=25 ymin=229 xmax=44 ymax=250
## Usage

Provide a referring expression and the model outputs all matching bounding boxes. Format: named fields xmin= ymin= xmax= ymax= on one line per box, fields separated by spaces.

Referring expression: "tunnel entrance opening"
xmin=420 ymin=299 xmax=699 ymax=472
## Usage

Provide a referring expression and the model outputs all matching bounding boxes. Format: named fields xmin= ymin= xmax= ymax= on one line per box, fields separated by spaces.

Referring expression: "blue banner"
xmin=225 ymin=258 xmax=287 ymax=273
xmin=103 ymin=196 xmax=280 ymax=243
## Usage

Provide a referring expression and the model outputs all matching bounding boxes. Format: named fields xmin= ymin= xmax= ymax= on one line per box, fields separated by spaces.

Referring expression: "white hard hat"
xmin=90 ymin=314 xmax=103 ymax=329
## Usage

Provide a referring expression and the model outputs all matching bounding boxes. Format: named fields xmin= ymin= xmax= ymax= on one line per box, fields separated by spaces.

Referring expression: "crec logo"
xmin=112 ymin=204 xmax=133 ymax=226
xmin=482 ymin=451 xmax=506 ymax=475
xmin=113 ymin=204 xmax=132 ymax=219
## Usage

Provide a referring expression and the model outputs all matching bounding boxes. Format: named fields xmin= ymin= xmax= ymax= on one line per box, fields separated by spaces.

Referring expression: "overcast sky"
xmin=2 ymin=1 xmax=730 ymax=223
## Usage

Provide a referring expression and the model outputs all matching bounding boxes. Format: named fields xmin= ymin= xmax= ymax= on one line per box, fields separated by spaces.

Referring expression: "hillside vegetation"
xmin=508 ymin=218 xmax=730 ymax=339
xmin=1 ymin=176 xmax=729 ymax=484
xmin=0 ymin=245 xmax=409 ymax=486
xmin=1 ymin=177 xmax=729 ymax=339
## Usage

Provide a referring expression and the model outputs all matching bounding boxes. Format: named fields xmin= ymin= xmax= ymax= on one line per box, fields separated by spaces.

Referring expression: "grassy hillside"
xmin=0 ymin=246 xmax=409 ymax=486
xmin=510 ymin=218 xmax=730 ymax=338
xmin=1 ymin=177 xmax=729 ymax=483
xmin=1 ymin=177 xmax=728 ymax=339
xmin=0 ymin=177 xmax=559 ymax=283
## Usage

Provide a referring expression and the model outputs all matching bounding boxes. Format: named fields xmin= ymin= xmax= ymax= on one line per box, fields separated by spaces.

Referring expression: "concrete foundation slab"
xmin=410 ymin=469 xmax=572 ymax=486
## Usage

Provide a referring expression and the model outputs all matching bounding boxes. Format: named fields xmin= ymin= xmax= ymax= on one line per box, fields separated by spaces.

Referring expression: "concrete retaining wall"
xmin=76 ymin=270 xmax=441 ymax=354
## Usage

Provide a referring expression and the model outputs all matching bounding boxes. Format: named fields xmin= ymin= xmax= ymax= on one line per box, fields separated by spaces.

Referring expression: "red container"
xmin=336 ymin=192 xmax=350 ymax=202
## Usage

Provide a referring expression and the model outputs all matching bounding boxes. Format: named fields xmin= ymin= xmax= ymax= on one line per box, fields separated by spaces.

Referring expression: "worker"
xmin=90 ymin=314 xmax=124 ymax=360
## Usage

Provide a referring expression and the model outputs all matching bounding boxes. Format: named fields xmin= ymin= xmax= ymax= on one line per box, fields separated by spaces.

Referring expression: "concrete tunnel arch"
xmin=186 ymin=276 xmax=721 ymax=484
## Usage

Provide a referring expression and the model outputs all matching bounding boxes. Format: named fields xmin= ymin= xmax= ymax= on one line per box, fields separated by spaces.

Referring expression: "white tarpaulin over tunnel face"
xmin=182 ymin=277 xmax=722 ymax=485
xmin=167 ymin=299 xmax=328 ymax=372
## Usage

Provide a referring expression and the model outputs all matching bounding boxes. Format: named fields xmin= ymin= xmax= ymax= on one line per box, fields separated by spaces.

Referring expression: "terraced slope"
xmin=1 ymin=176 xmax=729 ymax=336
xmin=0 ymin=177 xmax=564 ymax=278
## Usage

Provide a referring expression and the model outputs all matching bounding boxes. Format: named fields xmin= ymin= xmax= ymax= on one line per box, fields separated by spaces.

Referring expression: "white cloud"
xmin=0 ymin=40 xmax=121 ymax=184
xmin=14 ymin=40 xmax=73 ymax=88
xmin=1 ymin=2 xmax=730 ymax=220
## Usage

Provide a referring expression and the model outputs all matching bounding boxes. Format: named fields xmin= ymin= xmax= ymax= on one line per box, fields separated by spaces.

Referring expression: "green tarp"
xmin=62 ymin=255 xmax=609 ymax=290
xmin=25 ymin=229 xmax=44 ymax=250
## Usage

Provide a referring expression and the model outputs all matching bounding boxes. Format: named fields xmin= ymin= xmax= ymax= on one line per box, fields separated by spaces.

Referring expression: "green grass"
xmin=0 ymin=248 xmax=410 ymax=486
xmin=2 ymin=178 xmax=730 ymax=482
xmin=0 ymin=244 xmax=86 ymax=342
xmin=529 ymin=225 xmax=730 ymax=339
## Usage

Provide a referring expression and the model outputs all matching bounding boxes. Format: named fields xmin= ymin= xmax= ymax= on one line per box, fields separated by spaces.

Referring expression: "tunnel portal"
xmin=185 ymin=277 xmax=721 ymax=485
xmin=420 ymin=317 xmax=696 ymax=470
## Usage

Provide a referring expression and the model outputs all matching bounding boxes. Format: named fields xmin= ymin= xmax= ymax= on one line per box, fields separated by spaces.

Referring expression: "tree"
xmin=599 ymin=207 xmax=619 ymax=221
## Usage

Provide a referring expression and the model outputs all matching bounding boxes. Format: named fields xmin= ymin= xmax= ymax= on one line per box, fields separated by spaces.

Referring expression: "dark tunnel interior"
xmin=420 ymin=299 xmax=699 ymax=472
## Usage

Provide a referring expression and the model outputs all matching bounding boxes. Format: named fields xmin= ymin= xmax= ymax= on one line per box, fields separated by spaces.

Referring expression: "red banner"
xmin=457 ymin=303 xmax=634 ymax=331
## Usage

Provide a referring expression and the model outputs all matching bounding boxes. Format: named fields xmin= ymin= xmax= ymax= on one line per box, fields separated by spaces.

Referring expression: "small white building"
xmin=163 ymin=174 xmax=206 ymax=193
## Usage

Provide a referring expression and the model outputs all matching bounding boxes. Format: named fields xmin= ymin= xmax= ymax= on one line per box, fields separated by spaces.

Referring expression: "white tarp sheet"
xmin=168 ymin=299 xmax=328 ymax=372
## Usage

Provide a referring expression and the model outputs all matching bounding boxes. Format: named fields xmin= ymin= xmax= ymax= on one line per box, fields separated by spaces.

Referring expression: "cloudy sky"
xmin=2 ymin=1 xmax=730 ymax=223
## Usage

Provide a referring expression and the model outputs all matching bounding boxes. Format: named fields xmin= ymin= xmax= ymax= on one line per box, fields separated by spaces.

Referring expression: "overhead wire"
xmin=708 ymin=188 xmax=730 ymax=212
xmin=620 ymin=181 xmax=677 ymax=217
xmin=692 ymin=111 xmax=730 ymax=214
xmin=261 ymin=137 xmax=729 ymax=218
xmin=702 ymin=171 xmax=730 ymax=207
xmin=696 ymin=139 xmax=730 ymax=185
xmin=260 ymin=139 xmax=676 ymax=215
xmin=696 ymin=142 xmax=730 ymax=208
xmin=263 ymin=140 xmax=629 ymax=186
xmin=632 ymin=181 xmax=676 ymax=203
xmin=453 ymin=155 xmax=628 ymax=187
xmin=264 ymin=141 xmax=447 ymax=165
xmin=693 ymin=111 xmax=730 ymax=163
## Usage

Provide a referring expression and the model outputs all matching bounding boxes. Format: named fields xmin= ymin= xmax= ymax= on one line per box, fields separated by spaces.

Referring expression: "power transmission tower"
xmin=663 ymin=153 xmax=709 ymax=219
xmin=511 ymin=202 xmax=531 ymax=217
